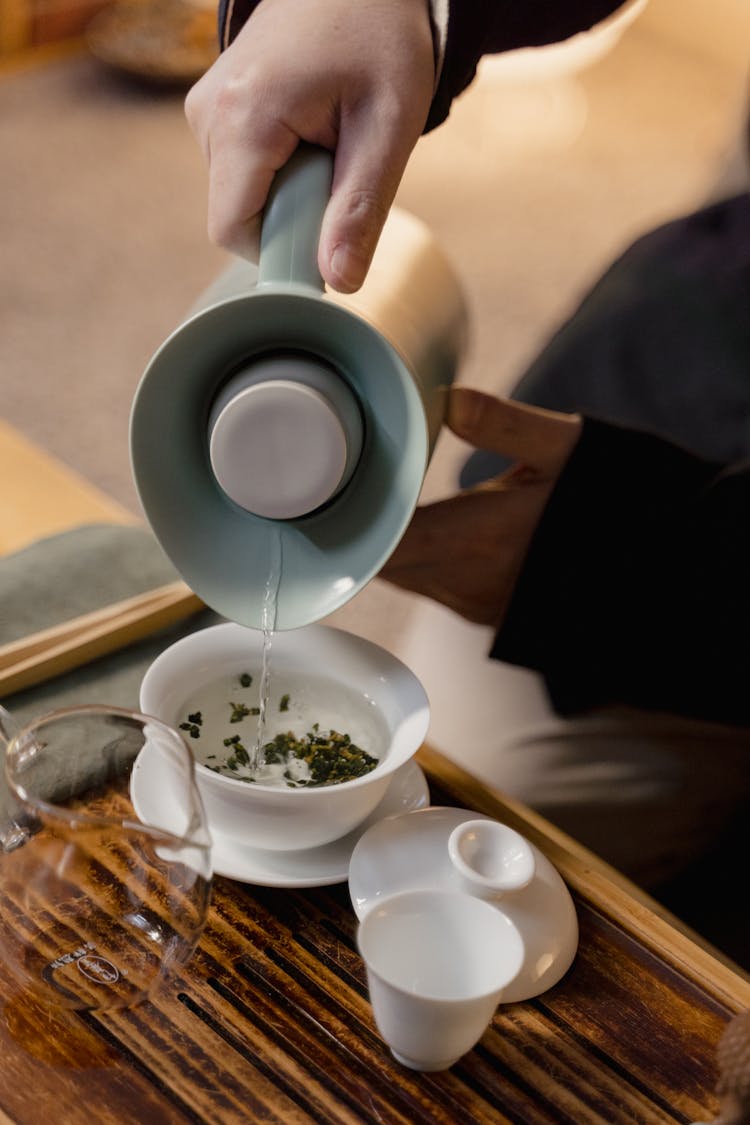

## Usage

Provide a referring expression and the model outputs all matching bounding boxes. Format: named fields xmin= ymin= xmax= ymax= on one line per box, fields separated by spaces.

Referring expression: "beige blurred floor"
xmin=1 ymin=0 xmax=749 ymax=650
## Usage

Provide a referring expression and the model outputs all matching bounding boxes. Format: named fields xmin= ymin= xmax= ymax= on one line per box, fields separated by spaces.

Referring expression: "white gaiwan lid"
xmin=348 ymin=806 xmax=579 ymax=1003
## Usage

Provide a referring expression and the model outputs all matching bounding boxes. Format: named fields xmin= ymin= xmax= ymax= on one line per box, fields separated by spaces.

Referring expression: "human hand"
xmin=380 ymin=389 xmax=582 ymax=627
xmin=184 ymin=0 xmax=435 ymax=293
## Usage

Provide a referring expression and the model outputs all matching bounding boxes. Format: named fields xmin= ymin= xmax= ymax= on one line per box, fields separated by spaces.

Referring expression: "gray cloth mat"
xmin=0 ymin=523 xmax=221 ymax=729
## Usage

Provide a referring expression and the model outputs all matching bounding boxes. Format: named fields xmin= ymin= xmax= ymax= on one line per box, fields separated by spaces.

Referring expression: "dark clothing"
xmin=461 ymin=194 xmax=750 ymax=494
xmin=470 ymin=192 xmax=750 ymax=728
xmin=492 ymin=419 xmax=750 ymax=727
xmin=509 ymin=195 xmax=750 ymax=464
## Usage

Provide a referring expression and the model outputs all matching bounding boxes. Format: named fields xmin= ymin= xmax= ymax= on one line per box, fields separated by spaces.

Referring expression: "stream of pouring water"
xmin=251 ymin=526 xmax=283 ymax=769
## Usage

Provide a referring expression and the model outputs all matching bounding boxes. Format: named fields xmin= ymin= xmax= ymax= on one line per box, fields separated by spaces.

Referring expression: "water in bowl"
xmin=178 ymin=669 xmax=390 ymax=788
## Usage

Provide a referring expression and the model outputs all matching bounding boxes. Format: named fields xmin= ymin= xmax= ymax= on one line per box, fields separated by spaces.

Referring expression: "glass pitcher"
xmin=0 ymin=704 xmax=212 ymax=1011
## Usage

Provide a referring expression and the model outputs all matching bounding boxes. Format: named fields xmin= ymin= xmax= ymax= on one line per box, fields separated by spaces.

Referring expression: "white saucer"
xmin=209 ymin=761 xmax=429 ymax=886
xmin=134 ymin=760 xmax=429 ymax=887
xmin=348 ymin=807 xmax=579 ymax=1003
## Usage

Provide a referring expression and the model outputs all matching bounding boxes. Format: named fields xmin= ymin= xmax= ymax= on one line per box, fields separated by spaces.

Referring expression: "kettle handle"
xmin=258 ymin=144 xmax=334 ymax=292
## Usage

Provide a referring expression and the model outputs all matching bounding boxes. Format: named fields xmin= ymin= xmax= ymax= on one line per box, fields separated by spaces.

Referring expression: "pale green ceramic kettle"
xmin=130 ymin=146 xmax=468 ymax=629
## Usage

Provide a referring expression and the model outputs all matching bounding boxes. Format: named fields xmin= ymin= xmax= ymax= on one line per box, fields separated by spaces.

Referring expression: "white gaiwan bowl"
xmin=139 ymin=622 xmax=430 ymax=851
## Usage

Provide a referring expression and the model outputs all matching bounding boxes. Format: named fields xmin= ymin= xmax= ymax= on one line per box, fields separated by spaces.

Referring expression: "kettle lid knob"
xmin=208 ymin=354 xmax=364 ymax=520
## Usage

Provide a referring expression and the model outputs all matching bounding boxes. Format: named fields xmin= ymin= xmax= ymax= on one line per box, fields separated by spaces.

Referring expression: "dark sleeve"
xmin=218 ymin=1 xmax=627 ymax=125
xmin=491 ymin=417 xmax=750 ymax=729
xmin=426 ymin=2 xmax=626 ymax=130
xmin=505 ymin=196 xmax=750 ymax=465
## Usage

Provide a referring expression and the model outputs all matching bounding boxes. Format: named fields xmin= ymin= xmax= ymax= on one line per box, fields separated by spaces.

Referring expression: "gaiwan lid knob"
xmin=208 ymin=353 xmax=364 ymax=520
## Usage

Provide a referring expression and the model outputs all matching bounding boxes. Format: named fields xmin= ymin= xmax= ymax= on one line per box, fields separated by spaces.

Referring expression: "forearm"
xmin=492 ymin=418 xmax=750 ymax=728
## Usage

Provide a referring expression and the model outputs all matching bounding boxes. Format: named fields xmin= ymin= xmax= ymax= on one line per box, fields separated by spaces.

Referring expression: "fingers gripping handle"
xmin=259 ymin=145 xmax=334 ymax=291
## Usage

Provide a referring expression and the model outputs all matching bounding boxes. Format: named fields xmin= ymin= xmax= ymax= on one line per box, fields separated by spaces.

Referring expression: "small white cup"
xmin=447 ymin=819 xmax=536 ymax=900
xmin=357 ymin=889 xmax=524 ymax=1071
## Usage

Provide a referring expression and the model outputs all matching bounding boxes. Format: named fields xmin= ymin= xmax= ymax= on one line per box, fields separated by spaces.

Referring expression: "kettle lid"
xmin=208 ymin=353 xmax=364 ymax=521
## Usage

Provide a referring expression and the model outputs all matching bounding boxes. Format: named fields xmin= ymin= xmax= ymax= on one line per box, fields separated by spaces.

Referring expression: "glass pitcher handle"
xmin=0 ymin=705 xmax=31 ymax=852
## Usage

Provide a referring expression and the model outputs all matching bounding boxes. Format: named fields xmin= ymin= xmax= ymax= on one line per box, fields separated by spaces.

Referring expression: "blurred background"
xmin=1 ymin=0 xmax=749 ymax=650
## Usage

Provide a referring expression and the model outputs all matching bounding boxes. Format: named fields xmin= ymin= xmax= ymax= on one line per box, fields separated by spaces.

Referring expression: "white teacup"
xmin=357 ymin=889 xmax=524 ymax=1071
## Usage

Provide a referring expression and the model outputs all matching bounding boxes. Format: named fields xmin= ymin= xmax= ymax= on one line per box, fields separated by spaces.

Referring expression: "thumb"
xmin=318 ymin=123 xmax=414 ymax=293
xmin=447 ymin=388 xmax=581 ymax=470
